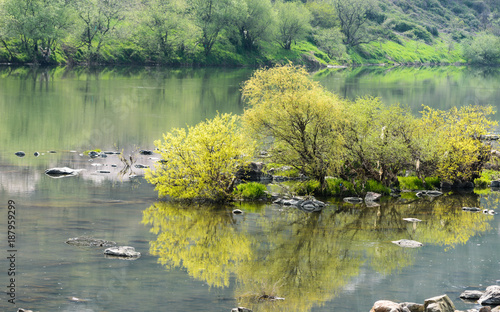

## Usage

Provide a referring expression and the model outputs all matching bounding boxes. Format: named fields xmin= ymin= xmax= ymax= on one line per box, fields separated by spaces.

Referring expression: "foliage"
xmin=462 ymin=31 xmax=500 ymax=64
xmin=71 ymin=0 xmax=130 ymax=63
xmin=419 ymin=105 xmax=497 ymax=184
xmin=331 ymin=0 xmax=375 ymax=47
xmin=313 ymin=27 xmax=350 ymax=63
xmin=242 ymin=63 xmax=344 ymax=190
xmin=188 ymin=0 xmax=246 ymax=56
xmin=1 ymin=0 xmax=70 ymax=63
xmin=145 ymin=113 xmax=254 ymax=202
xmin=365 ymin=179 xmax=390 ymax=194
xmin=235 ymin=0 xmax=275 ymax=51
xmin=273 ymin=0 xmax=311 ymax=50
xmin=338 ymin=97 xmax=421 ymax=188
xmin=233 ymin=182 xmax=268 ymax=200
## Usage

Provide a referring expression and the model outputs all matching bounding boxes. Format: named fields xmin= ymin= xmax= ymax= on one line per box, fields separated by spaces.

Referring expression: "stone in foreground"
xmin=391 ymin=239 xmax=423 ymax=248
xmin=424 ymin=294 xmax=455 ymax=312
xmin=478 ymin=285 xmax=500 ymax=305
xmin=369 ymin=300 xmax=405 ymax=312
xmin=104 ymin=246 xmax=141 ymax=259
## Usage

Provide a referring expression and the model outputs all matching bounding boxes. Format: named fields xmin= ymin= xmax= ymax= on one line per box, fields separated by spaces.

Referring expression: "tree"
xmin=188 ymin=0 xmax=247 ymax=56
xmin=236 ymin=0 xmax=275 ymax=51
xmin=331 ymin=0 xmax=374 ymax=47
xmin=419 ymin=105 xmax=497 ymax=184
xmin=72 ymin=0 xmax=130 ymax=63
xmin=313 ymin=27 xmax=349 ymax=63
xmin=273 ymin=0 xmax=311 ymax=50
xmin=338 ymin=97 xmax=421 ymax=188
xmin=135 ymin=0 xmax=197 ymax=62
xmin=1 ymin=0 xmax=70 ymax=63
xmin=242 ymin=64 xmax=344 ymax=190
xmin=145 ymin=113 xmax=254 ymax=202
xmin=462 ymin=32 xmax=500 ymax=64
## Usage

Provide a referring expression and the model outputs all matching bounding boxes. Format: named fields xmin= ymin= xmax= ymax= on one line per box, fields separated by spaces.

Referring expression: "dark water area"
xmin=1 ymin=65 xmax=500 ymax=312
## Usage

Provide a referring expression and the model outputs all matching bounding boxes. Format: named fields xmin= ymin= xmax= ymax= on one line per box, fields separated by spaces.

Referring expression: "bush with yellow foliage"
xmin=145 ymin=113 xmax=254 ymax=202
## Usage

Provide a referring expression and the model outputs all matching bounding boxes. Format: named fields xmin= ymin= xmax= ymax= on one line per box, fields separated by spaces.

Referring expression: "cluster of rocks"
xmin=460 ymin=286 xmax=500 ymax=306
xmin=370 ymin=286 xmax=500 ymax=312
xmin=66 ymin=237 xmax=140 ymax=260
xmin=273 ymin=196 xmax=327 ymax=212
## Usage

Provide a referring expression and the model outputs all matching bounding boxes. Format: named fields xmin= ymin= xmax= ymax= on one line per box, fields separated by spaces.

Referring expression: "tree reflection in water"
xmin=142 ymin=192 xmax=493 ymax=312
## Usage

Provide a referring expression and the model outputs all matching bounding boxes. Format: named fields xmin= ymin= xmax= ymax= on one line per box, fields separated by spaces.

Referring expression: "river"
xmin=1 ymin=65 xmax=499 ymax=312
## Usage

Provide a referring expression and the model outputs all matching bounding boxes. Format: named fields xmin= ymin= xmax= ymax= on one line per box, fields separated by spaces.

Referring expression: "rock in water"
xmin=459 ymin=290 xmax=484 ymax=300
xmin=478 ymin=285 xmax=500 ymax=305
xmin=15 ymin=151 xmax=26 ymax=157
xmin=365 ymin=192 xmax=382 ymax=202
xmin=45 ymin=167 xmax=81 ymax=177
xmin=139 ymin=150 xmax=154 ymax=155
xmin=424 ymin=295 xmax=455 ymax=312
xmin=391 ymin=239 xmax=423 ymax=248
xmin=343 ymin=197 xmax=363 ymax=204
xmin=104 ymin=246 xmax=141 ymax=259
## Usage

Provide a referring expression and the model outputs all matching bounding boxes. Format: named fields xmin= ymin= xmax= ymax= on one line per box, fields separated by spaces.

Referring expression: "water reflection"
xmin=142 ymin=202 xmax=253 ymax=288
xmin=142 ymin=194 xmax=493 ymax=312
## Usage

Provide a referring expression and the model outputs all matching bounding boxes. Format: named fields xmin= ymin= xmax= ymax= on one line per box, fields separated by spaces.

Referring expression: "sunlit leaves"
xmin=145 ymin=113 xmax=254 ymax=202
xmin=420 ymin=105 xmax=497 ymax=183
xmin=242 ymin=63 xmax=344 ymax=189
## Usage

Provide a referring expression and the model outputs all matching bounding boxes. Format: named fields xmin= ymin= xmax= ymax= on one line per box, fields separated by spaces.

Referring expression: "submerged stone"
xmin=66 ymin=236 xmax=117 ymax=247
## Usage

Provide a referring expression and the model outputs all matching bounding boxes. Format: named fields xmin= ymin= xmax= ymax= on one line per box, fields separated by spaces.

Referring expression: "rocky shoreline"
xmin=369 ymin=285 xmax=500 ymax=312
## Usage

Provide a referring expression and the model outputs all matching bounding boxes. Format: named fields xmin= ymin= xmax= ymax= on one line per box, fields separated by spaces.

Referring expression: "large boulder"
xmin=400 ymin=302 xmax=424 ymax=312
xmin=424 ymin=294 xmax=455 ymax=312
xmin=235 ymin=162 xmax=272 ymax=182
xmin=369 ymin=300 xmax=407 ymax=312
xmin=478 ymin=285 xmax=500 ymax=305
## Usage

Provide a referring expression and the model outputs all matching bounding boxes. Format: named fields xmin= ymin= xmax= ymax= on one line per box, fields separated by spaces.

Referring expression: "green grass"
xmin=398 ymin=176 xmax=440 ymax=190
xmin=233 ymin=182 xmax=269 ymax=200
xmin=474 ymin=169 xmax=500 ymax=189
xmin=348 ymin=34 xmax=464 ymax=65
xmin=264 ymin=163 xmax=300 ymax=178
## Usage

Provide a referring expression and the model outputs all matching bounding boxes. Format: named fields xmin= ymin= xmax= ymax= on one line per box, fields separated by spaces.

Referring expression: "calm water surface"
xmin=1 ymin=65 xmax=500 ymax=312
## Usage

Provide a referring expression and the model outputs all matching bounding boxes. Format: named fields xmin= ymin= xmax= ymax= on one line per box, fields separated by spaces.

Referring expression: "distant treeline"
xmin=0 ymin=0 xmax=500 ymax=66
